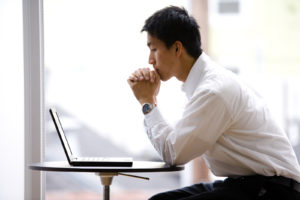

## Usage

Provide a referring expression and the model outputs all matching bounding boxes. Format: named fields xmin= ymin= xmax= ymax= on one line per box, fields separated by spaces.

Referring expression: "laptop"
xmin=49 ymin=108 xmax=133 ymax=167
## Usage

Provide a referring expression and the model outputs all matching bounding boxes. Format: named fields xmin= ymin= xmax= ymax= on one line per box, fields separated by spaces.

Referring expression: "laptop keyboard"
xmin=74 ymin=157 xmax=132 ymax=162
xmin=78 ymin=157 xmax=106 ymax=161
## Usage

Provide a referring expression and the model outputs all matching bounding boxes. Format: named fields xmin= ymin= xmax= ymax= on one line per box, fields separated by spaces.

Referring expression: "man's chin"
xmin=160 ymin=76 xmax=171 ymax=82
xmin=157 ymin=72 xmax=170 ymax=82
xmin=157 ymin=72 xmax=164 ymax=81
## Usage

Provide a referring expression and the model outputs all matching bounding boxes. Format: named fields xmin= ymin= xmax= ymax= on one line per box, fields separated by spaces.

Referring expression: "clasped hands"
xmin=127 ymin=68 xmax=161 ymax=105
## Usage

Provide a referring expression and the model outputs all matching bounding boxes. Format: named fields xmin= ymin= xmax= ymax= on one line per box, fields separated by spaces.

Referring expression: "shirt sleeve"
xmin=144 ymin=89 xmax=233 ymax=165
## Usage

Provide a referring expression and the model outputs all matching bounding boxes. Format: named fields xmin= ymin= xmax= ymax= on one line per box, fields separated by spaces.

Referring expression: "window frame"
xmin=23 ymin=0 xmax=45 ymax=199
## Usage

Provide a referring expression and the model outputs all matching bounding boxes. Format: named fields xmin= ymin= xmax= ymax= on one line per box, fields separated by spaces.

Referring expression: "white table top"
xmin=29 ymin=161 xmax=184 ymax=173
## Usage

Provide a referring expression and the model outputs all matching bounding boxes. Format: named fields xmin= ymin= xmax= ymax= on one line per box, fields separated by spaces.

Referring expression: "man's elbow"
xmin=173 ymin=156 xmax=190 ymax=166
xmin=163 ymin=154 xmax=189 ymax=166
xmin=161 ymin=143 xmax=191 ymax=166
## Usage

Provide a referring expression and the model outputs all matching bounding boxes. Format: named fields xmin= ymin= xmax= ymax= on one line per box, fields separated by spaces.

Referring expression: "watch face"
xmin=142 ymin=103 xmax=156 ymax=114
xmin=143 ymin=104 xmax=151 ymax=114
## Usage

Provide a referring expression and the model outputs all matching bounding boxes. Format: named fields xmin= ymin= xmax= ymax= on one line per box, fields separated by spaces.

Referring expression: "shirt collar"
xmin=182 ymin=52 xmax=209 ymax=99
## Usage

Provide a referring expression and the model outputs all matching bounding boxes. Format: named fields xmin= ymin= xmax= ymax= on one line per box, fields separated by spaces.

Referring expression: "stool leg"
xmin=96 ymin=172 xmax=117 ymax=200
xmin=103 ymin=185 xmax=110 ymax=200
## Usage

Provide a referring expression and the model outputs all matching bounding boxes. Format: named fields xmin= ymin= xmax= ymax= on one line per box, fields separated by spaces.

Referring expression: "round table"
xmin=29 ymin=161 xmax=184 ymax=200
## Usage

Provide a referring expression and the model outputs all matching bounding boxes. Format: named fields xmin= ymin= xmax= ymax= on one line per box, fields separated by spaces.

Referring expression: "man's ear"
xmin=174 ymin=41 xmax=183 ymax=56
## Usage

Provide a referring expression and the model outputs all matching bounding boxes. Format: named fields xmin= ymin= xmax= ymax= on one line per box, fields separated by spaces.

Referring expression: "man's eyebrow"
xmin=147 ymin=42 xmax=152 ymax=47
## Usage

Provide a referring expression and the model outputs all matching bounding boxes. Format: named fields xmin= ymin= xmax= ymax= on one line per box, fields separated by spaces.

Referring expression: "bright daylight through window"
xmin=43 ymin=0 xmax=300 ymax=199
xmin=43 ymin=0 xmax=188 ymax=199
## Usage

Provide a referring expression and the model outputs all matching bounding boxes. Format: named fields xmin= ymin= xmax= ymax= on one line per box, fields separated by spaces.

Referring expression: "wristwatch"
xmin=142 ymin=103 xmax=156 ymax=115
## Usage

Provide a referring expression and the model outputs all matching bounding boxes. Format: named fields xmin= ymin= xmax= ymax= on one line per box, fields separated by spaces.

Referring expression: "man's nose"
xmin=149 ymin=55 xmax=155 ymax=65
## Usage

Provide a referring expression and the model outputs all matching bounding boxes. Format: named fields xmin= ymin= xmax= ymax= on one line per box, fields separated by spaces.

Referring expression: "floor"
xmin=46 ymin=190 xmax=155 ymax=200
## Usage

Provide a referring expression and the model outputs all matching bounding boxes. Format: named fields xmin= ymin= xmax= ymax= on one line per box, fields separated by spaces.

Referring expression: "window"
xmin=0 ymin=0 xmax=25 ymax=199
xmin=218 ymin=0 xmax=240 ymax=14
xmin=43 ymin=1 xmax=188 ymax=199
xmin=25 ymin=1 xmax=300 ymax=199
xmin=208 ymin=0 xmax=252 ymax=28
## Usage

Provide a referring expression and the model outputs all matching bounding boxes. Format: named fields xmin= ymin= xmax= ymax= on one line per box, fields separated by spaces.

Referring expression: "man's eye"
xmin=151 ymin=49 xmax=157 ymax=52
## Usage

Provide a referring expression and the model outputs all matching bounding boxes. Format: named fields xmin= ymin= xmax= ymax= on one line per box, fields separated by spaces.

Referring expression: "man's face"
xmin=147 ymin=34 xmax=177 ymax=81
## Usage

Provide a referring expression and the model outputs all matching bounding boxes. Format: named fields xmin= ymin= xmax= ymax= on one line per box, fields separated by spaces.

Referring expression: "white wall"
xmin=0 ymin=0 xmax=24 ymax=199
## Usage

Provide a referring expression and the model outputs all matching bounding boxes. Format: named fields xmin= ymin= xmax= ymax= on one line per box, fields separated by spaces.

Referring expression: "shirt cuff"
xmin=144 ymin=107 xmax=165 ymax=128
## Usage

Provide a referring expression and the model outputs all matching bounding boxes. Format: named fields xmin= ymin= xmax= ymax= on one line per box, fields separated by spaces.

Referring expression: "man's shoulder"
xmin=198 ymin=66 xmax=241 ymax=94
xmin=192 ymin=68 xmax=247 ymax=110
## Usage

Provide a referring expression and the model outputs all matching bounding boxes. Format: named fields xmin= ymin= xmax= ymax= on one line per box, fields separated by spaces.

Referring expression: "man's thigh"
xmin=178 ymin=185 xmax=253 ymax=200
xmin=149 ymin=176 xmax=300 ymax=200
xmin=149 ymin=181 xmax=222 ymax=200
xmin=148 ymin=179 xmax=256 ymax=200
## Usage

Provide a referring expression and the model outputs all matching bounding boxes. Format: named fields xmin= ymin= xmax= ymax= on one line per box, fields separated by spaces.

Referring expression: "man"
xmin=127 ymin=6 xmax=300 ymax=200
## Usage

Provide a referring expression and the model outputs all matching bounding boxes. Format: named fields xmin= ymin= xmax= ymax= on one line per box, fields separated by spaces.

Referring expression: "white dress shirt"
xmin=144 ymin=52 xmax=300 ymax=182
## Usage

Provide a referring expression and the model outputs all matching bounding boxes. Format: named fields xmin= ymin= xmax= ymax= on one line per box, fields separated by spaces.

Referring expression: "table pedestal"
xmin=97 ymin=172 xmax=117 ymax=200
xmin=96 ymin=172 xmax=150 ymax=200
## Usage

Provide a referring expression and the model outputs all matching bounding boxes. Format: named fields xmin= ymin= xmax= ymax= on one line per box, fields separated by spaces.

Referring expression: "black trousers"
xmin=149 ymin=175 xmax=300 ymax=200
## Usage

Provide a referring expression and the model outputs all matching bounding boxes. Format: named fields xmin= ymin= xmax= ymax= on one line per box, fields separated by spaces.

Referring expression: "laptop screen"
xmin=49 ymin=108 xmax=74 ymax=162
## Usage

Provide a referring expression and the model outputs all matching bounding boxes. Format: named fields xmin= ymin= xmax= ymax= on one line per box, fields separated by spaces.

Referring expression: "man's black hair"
xmin=141 ymin=6 xmax=202 ymax=59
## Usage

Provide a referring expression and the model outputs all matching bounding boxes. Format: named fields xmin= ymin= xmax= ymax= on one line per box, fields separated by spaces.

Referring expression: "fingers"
xmin=137 ymin=68 xmax=152 ymax=82
xmin=128 ymin=74 xmax=138 ymax=82
xmin=128 ymin=68 xmax=156 ymax=83
xmin=152 ymin=70 xmax=160 ymax=83
xmin=148 ymin=69 xmax=156 ymax=83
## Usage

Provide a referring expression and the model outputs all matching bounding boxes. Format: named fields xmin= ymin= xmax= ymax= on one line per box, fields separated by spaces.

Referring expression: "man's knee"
xmin=148 ymin=193 xmax=165 ymax=200
xmin=148 ymin=191 xmax=176 ymax=200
